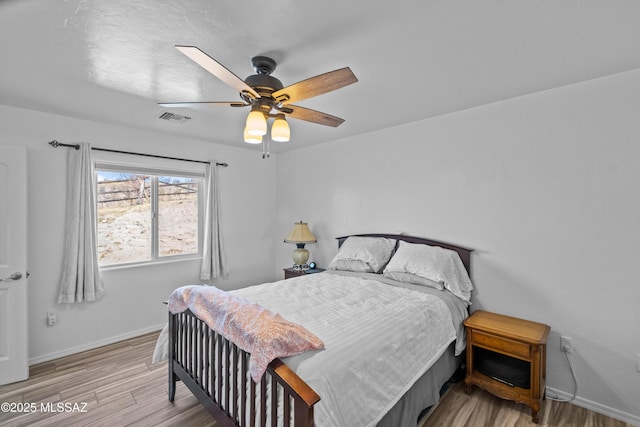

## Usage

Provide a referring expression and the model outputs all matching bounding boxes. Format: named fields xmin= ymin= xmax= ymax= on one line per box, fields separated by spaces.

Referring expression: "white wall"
xmin=275 ymin=69 xmax=640 ymax=423
xmin=0 ymin=105 xmax=279 ymax=363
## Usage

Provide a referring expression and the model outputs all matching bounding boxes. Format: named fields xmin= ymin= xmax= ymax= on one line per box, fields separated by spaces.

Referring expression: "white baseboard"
xmin=546 ymin=386 xmax=640 ymax=426
xmin=28 ymin=324 xmax=165 ymax=366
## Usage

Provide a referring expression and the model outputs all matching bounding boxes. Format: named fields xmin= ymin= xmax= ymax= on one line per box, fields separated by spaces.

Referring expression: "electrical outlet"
xmin=47 ymin=310 xmax=57 ymax=327
xmin=560 ymin=336 xmax=574 ymax=353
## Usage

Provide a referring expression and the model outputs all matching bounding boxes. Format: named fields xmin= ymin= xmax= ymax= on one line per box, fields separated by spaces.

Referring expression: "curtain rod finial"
xmin=48 ymin=140 xmax=80 ymax=150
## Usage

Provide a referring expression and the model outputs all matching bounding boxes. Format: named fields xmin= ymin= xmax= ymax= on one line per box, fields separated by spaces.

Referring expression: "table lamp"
xmin=284 ymin=221 xmax=317 ymax=270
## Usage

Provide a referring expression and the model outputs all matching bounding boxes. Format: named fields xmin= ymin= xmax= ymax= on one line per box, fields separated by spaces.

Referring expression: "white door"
xmin=0 ymin=145 xmax=28 ymax=385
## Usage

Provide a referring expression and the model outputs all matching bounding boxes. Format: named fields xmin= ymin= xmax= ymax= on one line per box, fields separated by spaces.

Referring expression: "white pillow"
xmin=327 ymin=259 xmax=373 ymax=273
xmin=328 ymin=237 xmax=395 ymax=273
xmin=383 ymin=241 xmax=473 ymax=303
xmin=382 ymin=271 xmax=444 ymax=290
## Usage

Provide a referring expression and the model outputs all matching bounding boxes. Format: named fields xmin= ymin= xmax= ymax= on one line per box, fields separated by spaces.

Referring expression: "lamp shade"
xmin=271 ymin=114 xmax=290 ymax=142
xmin=284 ymin=221 xmax=317 ymax=244
xmin=243 ymin=127 xmax=262 ymax=144
xmin=246 ymin=107 xmax=267 ymax=136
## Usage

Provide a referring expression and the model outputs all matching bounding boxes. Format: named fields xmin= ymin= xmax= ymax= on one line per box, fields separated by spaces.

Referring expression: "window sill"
xmin=100 ymin=255 xmax=202 ymax=271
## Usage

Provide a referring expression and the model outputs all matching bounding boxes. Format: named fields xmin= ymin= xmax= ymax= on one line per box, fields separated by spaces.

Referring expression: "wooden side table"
xmin=283 ymin=268 xmax=325 ymax=279
xmin=464 ymin=310 xmax=550 ymax=423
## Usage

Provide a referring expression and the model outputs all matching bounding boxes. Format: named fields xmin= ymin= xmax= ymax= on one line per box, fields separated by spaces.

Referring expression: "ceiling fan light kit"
xmin=243 ymin=127 xmax=262 ymax=144
xmin=160 ymin=45 xmax=358 ymax=156
xmin=245 ymin=104 xmax=267 ymax=136
xmin=271 ymin=114 xmax=290 ymax=142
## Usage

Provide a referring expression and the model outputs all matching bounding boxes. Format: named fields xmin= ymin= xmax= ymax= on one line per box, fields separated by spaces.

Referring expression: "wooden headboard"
xmin=336 ymin=233 xmax=473 ymax=275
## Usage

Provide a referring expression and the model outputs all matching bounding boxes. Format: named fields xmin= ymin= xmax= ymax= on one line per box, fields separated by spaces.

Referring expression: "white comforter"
xmin=231 ymin=271 xmax=458 ymax=427
xmin=154 ymin=271 xmax=466 ymax=427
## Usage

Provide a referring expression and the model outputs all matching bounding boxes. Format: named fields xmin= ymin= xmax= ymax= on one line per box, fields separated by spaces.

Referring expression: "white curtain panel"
xmin=200 ymin=161 xmax=228 ymax=281
xmin=58 ymin=143 xmax=104 ymax=303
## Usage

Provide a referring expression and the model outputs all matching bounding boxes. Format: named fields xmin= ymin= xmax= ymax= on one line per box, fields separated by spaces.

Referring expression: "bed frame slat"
xmin=284 ymin=392 xmax=291 ymax=427
xmin=240 ymin=351 xmax=247 ymax=427
xmin=217 ymin=333 xmax=223 ymax=403
xmin=224 ymin=339 xmax=231 ymax=413
xmin=271 ymin=375 xmax=278 ymax=426
xmin=250 ymin=375 xmax=256 ymax=427
xmin=232 ymin=344 xmax=239 ymax=420
xmin=259 ymin=375 xmax=267 ymax=426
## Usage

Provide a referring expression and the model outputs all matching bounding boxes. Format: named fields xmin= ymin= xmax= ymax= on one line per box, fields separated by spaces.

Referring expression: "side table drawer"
xmin=471 ymin=330 xmax=530 ymax=360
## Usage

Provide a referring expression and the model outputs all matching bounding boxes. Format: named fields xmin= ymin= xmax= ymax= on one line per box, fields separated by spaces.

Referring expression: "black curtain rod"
xmin=48 ymin=140 xmax=228 ymax=167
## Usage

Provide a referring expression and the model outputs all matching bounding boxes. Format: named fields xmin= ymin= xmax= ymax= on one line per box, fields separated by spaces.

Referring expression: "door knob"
xmin=0 ymin=272 xmax=23 ymax=282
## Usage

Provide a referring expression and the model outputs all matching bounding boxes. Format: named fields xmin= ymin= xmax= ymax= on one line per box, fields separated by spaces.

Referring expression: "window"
xmin=95 ymin=164 xmax=203 ymax=267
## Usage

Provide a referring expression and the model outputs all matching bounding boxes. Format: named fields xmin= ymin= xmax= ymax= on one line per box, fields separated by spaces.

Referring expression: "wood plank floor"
xmin=0 ymin=332 xmax=216 ymax=427
xmin=0 ymin=331 xmax=633 ymax=427
xmin=421 ymin=382 xmax=634 ymax=427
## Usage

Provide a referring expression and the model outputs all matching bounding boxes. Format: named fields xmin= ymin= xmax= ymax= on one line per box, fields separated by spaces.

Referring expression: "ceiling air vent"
xmin=158 ymin=112 xmax=191 ymax=124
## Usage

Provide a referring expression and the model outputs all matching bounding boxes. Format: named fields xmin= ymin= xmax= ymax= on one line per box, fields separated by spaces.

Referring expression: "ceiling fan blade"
xmin=272 ymin=67 xmax=357 ymax=104
xmin=159 ymin=101 xmax=247 ymax=108
xmin=285 ymin=105 xmax=345 ymax=127
xmin=175 ymin=45 xmax=260 ymax=99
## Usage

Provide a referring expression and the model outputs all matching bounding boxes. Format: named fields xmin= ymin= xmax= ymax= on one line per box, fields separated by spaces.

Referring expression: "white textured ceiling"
xmin=1 ymin=0 xmax=640 ymax=153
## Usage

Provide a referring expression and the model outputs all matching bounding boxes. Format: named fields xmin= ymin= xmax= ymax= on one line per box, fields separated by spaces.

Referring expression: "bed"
xmin=161 ymin=233 xmax=473 ymax=427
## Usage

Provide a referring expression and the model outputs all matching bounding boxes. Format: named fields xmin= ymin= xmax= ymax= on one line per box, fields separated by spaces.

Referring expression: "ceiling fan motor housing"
xmin=244 ymin=55 xmax=284 ymax=100
xmin=244 ymin=74 xmax=283 ymax=93
xmin=243 ymin=63 xmax=284 ymax=112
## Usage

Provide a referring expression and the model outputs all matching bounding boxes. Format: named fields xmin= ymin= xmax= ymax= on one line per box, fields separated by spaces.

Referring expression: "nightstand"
xmin=464 ymin=310 xmax=550 ymax=423
xmin=283 ymin=268 xmax=325 ymax=279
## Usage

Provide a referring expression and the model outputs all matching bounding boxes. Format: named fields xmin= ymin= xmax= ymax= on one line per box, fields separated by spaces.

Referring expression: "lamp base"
xmin=292 ymin=247 xmax=310 ymax=270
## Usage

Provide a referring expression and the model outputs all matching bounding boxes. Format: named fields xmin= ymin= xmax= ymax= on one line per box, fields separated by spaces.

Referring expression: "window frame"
xmin=95 ymin=160 xmax=205 ymax=269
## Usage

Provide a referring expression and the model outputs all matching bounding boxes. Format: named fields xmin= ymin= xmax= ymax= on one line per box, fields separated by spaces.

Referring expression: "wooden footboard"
xmin=168 ymin=309 xmax=320 ymax=427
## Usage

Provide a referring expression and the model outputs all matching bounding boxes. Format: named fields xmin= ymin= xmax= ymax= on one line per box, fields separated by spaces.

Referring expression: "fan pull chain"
xmin=262 ymin=132 xmax=270 ymax=159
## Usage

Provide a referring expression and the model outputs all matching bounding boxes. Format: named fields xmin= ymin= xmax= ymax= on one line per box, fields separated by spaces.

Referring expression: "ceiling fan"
xmin=159 ymin=45 xmax=358 ymax=150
